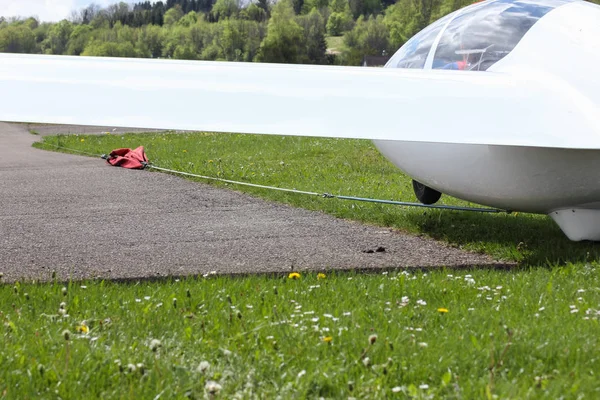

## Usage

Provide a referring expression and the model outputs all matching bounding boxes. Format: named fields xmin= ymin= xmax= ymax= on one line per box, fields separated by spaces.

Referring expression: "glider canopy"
xmin=386 ymin=0 xmax=574 ymax=71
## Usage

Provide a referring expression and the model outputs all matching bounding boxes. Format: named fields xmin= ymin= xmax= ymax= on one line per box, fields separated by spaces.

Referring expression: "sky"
xmin=0 ymin=0 xmax=140 ymax=22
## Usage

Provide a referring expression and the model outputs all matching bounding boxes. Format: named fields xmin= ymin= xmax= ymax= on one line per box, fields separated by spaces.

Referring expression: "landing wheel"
xmin=412 ymin=179 xmax=442 ymax=205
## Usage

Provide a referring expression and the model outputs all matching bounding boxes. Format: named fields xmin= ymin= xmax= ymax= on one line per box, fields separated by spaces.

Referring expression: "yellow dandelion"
xmin=288 ymin=272 xmax=301 ymax=280
xmin=208 ymin=160 xmax=214 ymax=163
xmin=80 ymin=138 xmax=85 ymax=142
xmin=437 ymin=308 xmax=449 ymax=313
xmin=77 ymin=323 xmax=89 ymax=334
xmin=183 ymin=150 xmax=187 ymax=153
xmin=317 ymin=273 xmax=326 ymax=280
xmin=323 ymin=336 xmax=333 ymax=343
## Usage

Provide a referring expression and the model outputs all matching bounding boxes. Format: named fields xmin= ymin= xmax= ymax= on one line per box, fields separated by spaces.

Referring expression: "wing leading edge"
xmin=0 ymin=53 xmax=596 ymax=149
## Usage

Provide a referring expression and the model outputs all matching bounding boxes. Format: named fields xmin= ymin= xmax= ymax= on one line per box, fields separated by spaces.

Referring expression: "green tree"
xmin=256 ymin=0 xmax=270 ymax=17
xmin=164 ymin=5 xmax=184 ymax=25
xmin=326 ymin=12 xmax=352 ymax=35
xmin=240 ymin=4 xmax=267 ymax=22
xmin=0 ymin=25 xmax=36 ymax=53
xmin=162 ymin=25 xmax=193 ymax=57
xmin=243 ymin=20 xmax=265 ymax=61
xmin=349 ymin=0 xmax=382 ymax=18
xmin=297 ymin=8 xmax=327 ymax=64
xmin=302 ymin=0 xmax=329 ymax=14
xmin=178 ymin=10 xmax=199 ymax=27
xmin=256 ymin=0 xmax=304 ymax=63
xmin=41 ymin=19 xmax=73 ymax=54
xmin=173 ymin=43 xmax=197 ymax=58
xmin=383 ymin=0 xmax=451 ymax=49
xmin=23 ymin=17 xmax=39 ymax=30
xmin=66 ymin=24 xmax=93 ymax=55
xmin=342 ymin=14 xmax=390 ymax=65
xmin=218 ymin=19 xmax=246 ymax=60
xmin=136 ymin=24 xmax=164 ymax=58
xmin=81 ymin=39 xmax=137 ymax=57
xmin=211 ymin=0 xmax=240 ymax=21
xmin=32 ymin=22 xmax=51 ymax=50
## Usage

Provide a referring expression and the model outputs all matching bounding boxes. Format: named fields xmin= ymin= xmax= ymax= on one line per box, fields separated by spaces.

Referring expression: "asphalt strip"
xmin=0 ymin=122 xmax=510 ymax=283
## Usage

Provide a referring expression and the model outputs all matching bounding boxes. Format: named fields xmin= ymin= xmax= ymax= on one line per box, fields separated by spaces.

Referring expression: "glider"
xmin=1 ymin=0 xmax=599 ymax=241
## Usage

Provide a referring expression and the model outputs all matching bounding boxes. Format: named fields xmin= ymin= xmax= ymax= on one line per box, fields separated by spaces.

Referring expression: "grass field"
xmin=326 ymin=36 xmax=345 ymax=53
xmin=5 ymin=130 xmax=598 ymax=398
xmin=3 ymin=268 xmax=600 ymax=398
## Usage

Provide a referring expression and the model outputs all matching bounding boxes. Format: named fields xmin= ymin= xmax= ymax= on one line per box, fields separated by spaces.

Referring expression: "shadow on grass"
xmin=406 ymin=209 xmax=600 ymax=266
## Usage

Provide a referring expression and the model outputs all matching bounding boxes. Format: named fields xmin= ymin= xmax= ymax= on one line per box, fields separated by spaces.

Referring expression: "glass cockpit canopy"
xmin=385 ymin=0 xmax=574 ymax=71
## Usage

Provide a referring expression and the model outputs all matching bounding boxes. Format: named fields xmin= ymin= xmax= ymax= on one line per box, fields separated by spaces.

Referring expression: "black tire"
xmin=412 ymin=179 xmax=442 ymax=205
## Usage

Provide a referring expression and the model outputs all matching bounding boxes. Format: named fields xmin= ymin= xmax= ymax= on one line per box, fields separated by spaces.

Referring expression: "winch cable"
xmin=147 ymin=164 xmax=506 ymax=213
xmin=41 ymin=142 xmax=510 ymax=214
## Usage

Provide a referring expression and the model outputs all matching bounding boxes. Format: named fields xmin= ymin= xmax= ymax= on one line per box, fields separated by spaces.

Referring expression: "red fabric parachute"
xmin=104 ymin=146 xmax=148 ymax=169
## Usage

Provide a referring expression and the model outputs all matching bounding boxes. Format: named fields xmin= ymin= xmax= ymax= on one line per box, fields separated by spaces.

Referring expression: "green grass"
xmin=34 ymin=131 xmax=600 ymax=266
xmin=3 ymin=267 xmax=600 ymax=398
xmin=16 ymin=130 xmax=600 ymax=398
xmin=326 ymin=36 xmax=345 ymax=53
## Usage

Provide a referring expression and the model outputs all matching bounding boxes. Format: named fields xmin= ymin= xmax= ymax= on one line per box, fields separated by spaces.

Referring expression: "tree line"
xmin=1 ymin=0 xmax=598 ymax=66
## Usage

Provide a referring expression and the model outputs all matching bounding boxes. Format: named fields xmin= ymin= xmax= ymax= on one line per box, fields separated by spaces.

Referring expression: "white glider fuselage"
xmin=0 ymin=0 xmax=599 ymax=240
xmin=374 ymin=0 xmax=600 ymax=240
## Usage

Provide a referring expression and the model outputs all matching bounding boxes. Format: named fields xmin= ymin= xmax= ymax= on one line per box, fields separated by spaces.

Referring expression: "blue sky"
xmin=0 ymin=0 xmax=141 ymax=22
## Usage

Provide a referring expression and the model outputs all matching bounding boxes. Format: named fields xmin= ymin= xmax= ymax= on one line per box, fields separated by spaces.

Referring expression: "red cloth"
xmin=105 ymin=146 xmax=148 ymax=169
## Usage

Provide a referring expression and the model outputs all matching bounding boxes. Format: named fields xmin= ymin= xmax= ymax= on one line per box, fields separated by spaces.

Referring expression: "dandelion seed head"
xmin=197 ymin=361 xmax=210 ymax=373
xmin=149 ymin=339 xmax=162 ymax=352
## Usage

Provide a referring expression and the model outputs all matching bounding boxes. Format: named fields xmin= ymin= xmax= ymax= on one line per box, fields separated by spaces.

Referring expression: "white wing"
xmin=0 ymin=1 xmax=598 ymax=148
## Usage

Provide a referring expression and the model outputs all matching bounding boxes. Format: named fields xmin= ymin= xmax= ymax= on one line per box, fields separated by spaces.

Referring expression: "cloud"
xmin=0 ymin=0 xmax=138 ymax=22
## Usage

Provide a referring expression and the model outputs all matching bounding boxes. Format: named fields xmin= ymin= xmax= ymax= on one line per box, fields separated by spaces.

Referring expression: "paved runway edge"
xmin=0 ymin=122 xmax=510 ymax=283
